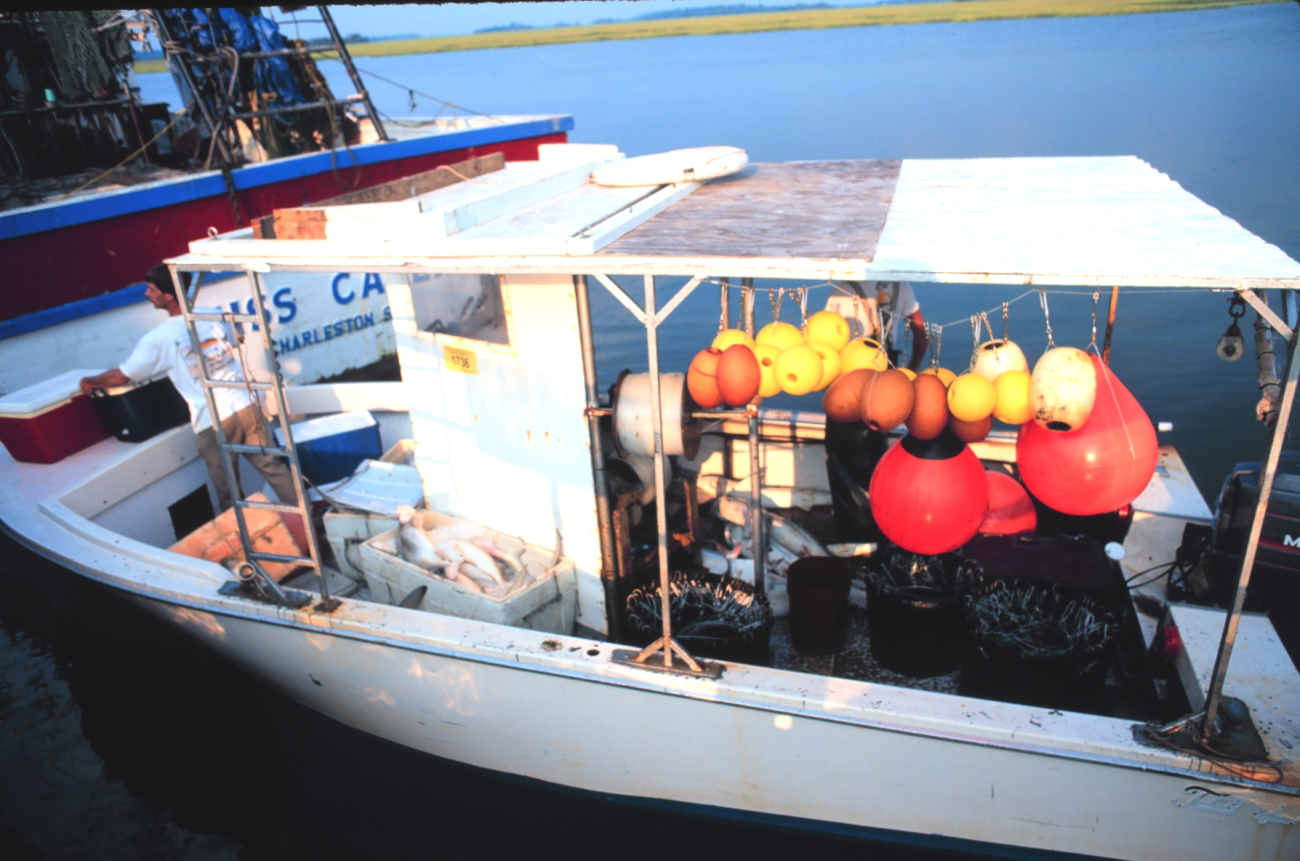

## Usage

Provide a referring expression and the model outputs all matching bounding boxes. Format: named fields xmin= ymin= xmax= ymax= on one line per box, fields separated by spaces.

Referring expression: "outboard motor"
xmin=1211 ymin=451 xmax=1300 ymax=665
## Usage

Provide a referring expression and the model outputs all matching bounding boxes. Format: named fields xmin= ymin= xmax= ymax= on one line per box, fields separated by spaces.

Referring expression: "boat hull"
xmin=121 ymin=587 xmax=1298 ymax=861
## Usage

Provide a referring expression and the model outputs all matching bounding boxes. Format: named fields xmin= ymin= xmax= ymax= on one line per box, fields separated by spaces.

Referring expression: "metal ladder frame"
xmin=171 ymin=265 xmax=337 ymax=612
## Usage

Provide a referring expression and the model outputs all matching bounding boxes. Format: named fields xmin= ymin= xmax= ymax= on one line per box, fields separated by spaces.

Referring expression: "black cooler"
xmin=91 ymin=375 xmax=191 ymax=443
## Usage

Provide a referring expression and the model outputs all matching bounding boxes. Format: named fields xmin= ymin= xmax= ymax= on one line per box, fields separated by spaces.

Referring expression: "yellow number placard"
xmin=443 ymin=345 xmax=478 ymax=375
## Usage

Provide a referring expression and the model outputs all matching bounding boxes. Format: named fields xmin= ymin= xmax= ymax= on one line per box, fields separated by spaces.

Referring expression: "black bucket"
xmin=961 ymin=581 xmax=1115 ymax=713
xmin=865 ymin=547 xmax=981 ymax=677
xmin=625 ymin=571 xmax=772 ymax=665
xmin=786 ymin=556 xmax=853 ymax=655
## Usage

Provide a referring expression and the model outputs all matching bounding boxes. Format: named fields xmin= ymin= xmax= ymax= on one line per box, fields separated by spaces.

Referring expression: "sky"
xmin=269 ymin=1 xmax=892 ymax=41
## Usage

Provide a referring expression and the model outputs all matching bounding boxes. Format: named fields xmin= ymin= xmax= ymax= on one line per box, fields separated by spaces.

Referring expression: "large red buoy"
xmin=1016 ymin=354 xmax=1157 ymax=516
xmin=979 ymin=471 xmax=1038 ymax=536
xmin=869 ymin=430 xmax=989 ymax=555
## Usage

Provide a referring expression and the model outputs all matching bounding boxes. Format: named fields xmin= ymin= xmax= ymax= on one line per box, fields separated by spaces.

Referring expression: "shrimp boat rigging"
xmin=1 ymin=147 xmax=1298 ymax=860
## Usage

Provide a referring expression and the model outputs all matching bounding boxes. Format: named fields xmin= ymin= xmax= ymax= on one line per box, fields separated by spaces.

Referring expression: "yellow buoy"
xmin=774 ymin=344 xmax=823 ymax=396
xmin=921 ymin=366 xmax=956 ymax=387
xmin=1030 ymin=347 xmax=1096 ymax=431
xmin=753 ymin=343 xmax=782 ymax=398
xmin=947 ymin=373 xmax=997 ymax=423
xmin=803 ymin=310 xmax=851 ymax=352
xmin=993 ymin=369 xmax=1032 ymax=425
xmin=840 ymin=338 xmax=889 ymax=374
xmin=806 ymin=340 xmax=843 ymax=391
xmin=712 ymin=328 xmax=755 ymax=352
xmin=756 ymin=321 xmax=804 ymax=351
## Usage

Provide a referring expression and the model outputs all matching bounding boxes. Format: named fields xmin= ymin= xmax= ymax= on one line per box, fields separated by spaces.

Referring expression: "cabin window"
xmin=408 ymin=273 xmax=510 ymax=346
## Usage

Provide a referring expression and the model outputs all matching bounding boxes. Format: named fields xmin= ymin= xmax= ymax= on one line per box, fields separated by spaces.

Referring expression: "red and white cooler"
xmin=0 ymin=369 xmax=110 ymax=464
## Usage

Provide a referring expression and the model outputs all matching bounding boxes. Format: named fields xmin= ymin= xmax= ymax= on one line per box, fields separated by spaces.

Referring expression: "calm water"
xmin=7 ymin=5 xmax=1300 ymax=858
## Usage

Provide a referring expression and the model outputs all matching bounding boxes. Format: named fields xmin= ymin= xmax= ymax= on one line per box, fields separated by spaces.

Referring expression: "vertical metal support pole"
xmin=644 ymin=274 xmax=674 ymax=665
xmin=741 ymin=277 xmax=755 ymax=338
xmin=1200 ymin=313 xmax=1300 ymax=740
xmin=573 ymin=275 xmax=622 ymax=640
xmin=1102 ymin=285 xmax=1119 ymax=365
xmin=319 ymin=5 xmax=389 ymax=142
xmin=249 ymin=272 xmax=332 ymax=607
xmin=748 ymin=408 xmax=766 ymax=599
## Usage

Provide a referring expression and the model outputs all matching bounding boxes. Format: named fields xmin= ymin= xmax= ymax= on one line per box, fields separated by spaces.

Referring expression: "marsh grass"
xmin=133 ymin=0 xmax=1280 ymax=74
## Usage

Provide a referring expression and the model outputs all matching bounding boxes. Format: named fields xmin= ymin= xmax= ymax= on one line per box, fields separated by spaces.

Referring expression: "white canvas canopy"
xmin=181 ymin=153 xmax=1300 ymax=290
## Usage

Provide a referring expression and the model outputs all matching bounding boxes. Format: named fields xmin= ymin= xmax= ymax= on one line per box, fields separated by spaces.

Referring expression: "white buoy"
xmin=1029 ymin=347 xmax=1097 ymax=432
xmin=972 ymin=339 xmax=1030 ymax=381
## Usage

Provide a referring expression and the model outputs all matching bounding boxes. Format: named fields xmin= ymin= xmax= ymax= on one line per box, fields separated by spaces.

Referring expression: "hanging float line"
xmin=693 ymin=277 xmax=1236 ymax=343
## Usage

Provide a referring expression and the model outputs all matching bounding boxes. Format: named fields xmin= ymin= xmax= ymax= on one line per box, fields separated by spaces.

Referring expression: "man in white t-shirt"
xmin=80 ymin=264 xmax=299 ymax=512
xmin=824 ymin=280 xmax=928 ymax=372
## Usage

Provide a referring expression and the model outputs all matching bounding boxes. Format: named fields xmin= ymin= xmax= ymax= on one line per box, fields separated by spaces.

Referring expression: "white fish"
xmin=452 ymin=540 xmax=504 ymax=586
xmin=457 ymin=563 xmax=500 ymax=593
xmin=767 ymin=513 xmax=827 ymax=558
xmin=450 ymin=569 xmax=484 ymax=593
xmin=396 ymin=506 xmax=445 ymax=571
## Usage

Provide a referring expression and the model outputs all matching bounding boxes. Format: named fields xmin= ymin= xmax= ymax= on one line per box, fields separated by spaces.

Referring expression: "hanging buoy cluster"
xmin=822 ymin=351 xmax=1030 ymax=446
xmin=689 ymin=309 xmax=873 ymax=408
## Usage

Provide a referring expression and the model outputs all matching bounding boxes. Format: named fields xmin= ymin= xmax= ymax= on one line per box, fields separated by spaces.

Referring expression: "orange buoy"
xmin=949 ymin=413 xmax=992 ymax=443
xmin=1017 ymin=354 xmax=1157 ymax=516
xmin=861 ymin=368 xmax=914 ymax=432
xmin=823 ymin=368 xmax=874 ymax=423
xmin=869 ymin=430 xmax=989 ymax=555
xmin=717 ymin=344 xmax=761 ymax=407
xmin=978 ymin=471 xmax=1038 ymax=536
xmin=686 ymin=347 xmax=724 ymax=409
xmin=906 ymin=373 xmax=949 ymax=440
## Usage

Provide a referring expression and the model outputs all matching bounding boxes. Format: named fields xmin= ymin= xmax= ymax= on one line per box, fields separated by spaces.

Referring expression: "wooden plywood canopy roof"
xmin=179 ymin=151 xmax=1300 ymax=290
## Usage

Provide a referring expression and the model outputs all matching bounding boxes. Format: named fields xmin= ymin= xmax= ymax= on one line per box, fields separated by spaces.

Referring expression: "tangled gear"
xmin=38 ymin=10 xmax=134 ymax=99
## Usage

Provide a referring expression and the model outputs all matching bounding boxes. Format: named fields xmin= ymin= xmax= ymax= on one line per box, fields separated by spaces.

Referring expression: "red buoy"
xmin=869 ymin=430 xmax=989 ymax=555
xmin=1016 ymin=354 xmax=1157 ymax=516
xmin=978 ymin=471 xmax=1038 ymax=536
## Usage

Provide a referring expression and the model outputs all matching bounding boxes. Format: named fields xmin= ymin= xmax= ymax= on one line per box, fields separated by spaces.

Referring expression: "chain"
xmin=1038 ymin=288 xmax=1055 ymax=349
xmin=797 ymin=287 xmax=808 ymax=326
xmin=928 ymin=322 xmax=942 ymax=369
xmin=1003 ymin=301 xmax=1010 ymax=341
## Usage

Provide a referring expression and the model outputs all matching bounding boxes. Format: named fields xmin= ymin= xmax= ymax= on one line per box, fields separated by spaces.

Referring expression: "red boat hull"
xmin=1 ymin=126 xmax=567 ymax=323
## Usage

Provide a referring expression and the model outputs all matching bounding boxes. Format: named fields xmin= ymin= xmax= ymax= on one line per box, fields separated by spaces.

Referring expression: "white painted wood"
xmin=591 ymin=146 xmax=748 ymax=187
xmin=1131 ymin=446 xmax=1215 ymax=521
xmin=565 ymin=182 xmax=699 ymax=255
xmin=869 ymin=157 xmax=1300 ymax=286
xmin=388 ymin=273 xmax=607 ymax=633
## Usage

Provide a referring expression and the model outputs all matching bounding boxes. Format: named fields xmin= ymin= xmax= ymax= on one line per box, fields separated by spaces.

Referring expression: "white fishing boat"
xmin=1 ymin=144 xmax=1298 ymax=861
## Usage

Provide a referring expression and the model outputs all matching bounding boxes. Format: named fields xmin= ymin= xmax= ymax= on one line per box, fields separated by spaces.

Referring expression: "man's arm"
xmin=906 ymin=310 xmax=928 ymax=372
xmin=80 ymin=369 xmax=131 ymax=394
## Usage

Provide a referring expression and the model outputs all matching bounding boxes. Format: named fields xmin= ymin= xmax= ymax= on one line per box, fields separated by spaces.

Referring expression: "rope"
xmin=353 ymin=66 xmax=502 ymax=123
xmin=49 ymin=101 xmax=195 ymax=202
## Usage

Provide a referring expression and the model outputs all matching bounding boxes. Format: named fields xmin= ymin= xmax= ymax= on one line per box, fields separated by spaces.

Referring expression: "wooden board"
xmin=599 ymin=160 xmax=901 ymax=261
xmin=264 ymin=153 xmax=506 ymax=240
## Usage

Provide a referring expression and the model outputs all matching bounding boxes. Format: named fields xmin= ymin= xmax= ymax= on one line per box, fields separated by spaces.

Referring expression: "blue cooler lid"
xmin=275 ymin=409 xmax=377 ymax=445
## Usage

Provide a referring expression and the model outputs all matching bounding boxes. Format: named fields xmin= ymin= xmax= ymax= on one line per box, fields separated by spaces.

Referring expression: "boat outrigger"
xmin=1 ymin=145 xmax=1297 ymax=860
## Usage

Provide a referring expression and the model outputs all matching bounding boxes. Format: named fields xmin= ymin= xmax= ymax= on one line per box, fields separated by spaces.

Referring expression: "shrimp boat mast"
xmin=1 ymin=147 xmax=1298 ymax=860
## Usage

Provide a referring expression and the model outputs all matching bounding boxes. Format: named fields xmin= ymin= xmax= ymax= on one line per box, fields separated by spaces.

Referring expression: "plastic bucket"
xmin=960 ymin=582 xmax=1114 ymax=713
xmin=786 ymin=556 xmax=852 ymax=655
xmin=864 ymin=548 xmax=979 ymax=677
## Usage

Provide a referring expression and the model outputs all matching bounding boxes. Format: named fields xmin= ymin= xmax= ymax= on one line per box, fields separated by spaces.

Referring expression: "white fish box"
xmin=358 ymin=521 xmax=577 ymax=635
xmin=322 ymin=510 xmax=399 ymax=582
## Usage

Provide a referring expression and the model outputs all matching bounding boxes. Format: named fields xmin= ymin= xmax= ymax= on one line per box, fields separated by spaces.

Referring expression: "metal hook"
xmin=769 ymin=287 xmax=782 ymax=324
xmin=1038 ymin=288 xmax=1055 ymax=349
xmin=1002 ymin=302 xmax=1010 ymax=341
xmin=798 ymin=287 xmax=809 ymax=327
xmin=718 ymin=277 xmax=729 ymax=333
